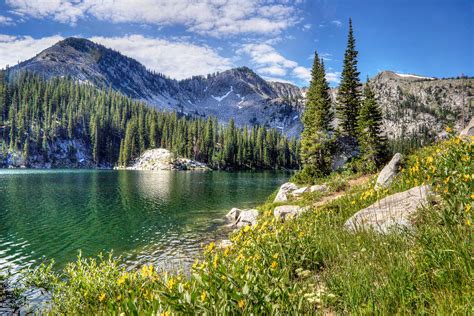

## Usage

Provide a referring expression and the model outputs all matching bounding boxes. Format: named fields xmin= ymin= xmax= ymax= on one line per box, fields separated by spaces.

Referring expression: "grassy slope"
xmin=28 ymin=136 xmax=473 ymax=314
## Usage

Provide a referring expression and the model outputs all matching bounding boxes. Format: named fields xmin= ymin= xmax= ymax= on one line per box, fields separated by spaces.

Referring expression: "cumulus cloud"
xmin=238 ymin=43 xmax=316 ymax=85
xmin=0 ymin=34 xmax=64 ymax=68
xmin=90 ymin=35 xmax=233 ymax=79
xmin=331 ymin=20 xmax=342 ymax=27
xmin=0 ymin=15 xmax=15 ymax=25
xmin=0 ymin=34 xmax=233 ymax=80
xmin=325 ymin=71 xmax=341 ymax=84
xmin=6 ymin=0 xmax=299 ymax=37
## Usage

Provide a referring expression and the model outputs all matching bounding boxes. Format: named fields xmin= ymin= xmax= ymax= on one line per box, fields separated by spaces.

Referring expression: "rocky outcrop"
xmin=218 ymin=240 xmax=233 ymax=249
xmin=375 ymin=153 xmax=402 ymax=189
xmin=122 ymin=148 xmax=209 ymax=171
xmin=460 ymin=117 xmax=474 ymax=137
xmin=344 ymin=185 xmax=433 ymax=233
xmin=274 ymin=182 xmax=298 ymax=202
xmin=231 ymin=209 xmax=259 ymax=227
xmin=274 ymin=205 xmax=309 ymax=221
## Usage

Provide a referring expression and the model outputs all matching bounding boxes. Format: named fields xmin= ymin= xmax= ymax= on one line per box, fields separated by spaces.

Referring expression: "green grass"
xmin=26 ymin=136 xmax=473 ymax=314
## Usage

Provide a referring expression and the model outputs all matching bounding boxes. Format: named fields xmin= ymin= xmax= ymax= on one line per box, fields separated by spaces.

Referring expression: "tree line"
xmin=299 ymin=18 xmax=388 ymax=182
xmin=0 ymin=72 xmax=300 ymax=169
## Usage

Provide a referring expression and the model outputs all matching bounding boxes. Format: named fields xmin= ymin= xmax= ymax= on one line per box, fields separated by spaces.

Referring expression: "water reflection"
xmin=0 ymin=170 xmax=290 ymax=274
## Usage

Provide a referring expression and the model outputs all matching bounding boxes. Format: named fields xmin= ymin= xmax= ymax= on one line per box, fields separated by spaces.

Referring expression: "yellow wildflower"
xmin=238 ymin=299 xmax=245 ymax=309
xmin=298 ymin=231 xmax=304 ymax=238
xmin=445 ymin=126 xmax=452 ymax=133
xmin=466 ymin=219 xmax=471 ymax=226
xmin=351 ymin=200 xmax=356 ymax=205
xmin=98 ymin=293 xmax=106 ymax=302
xmin=167 ymin=277 xmax=176 ymax=289
xmin=272 ymin=253 xmax=279 ymax=259
xmin=162 ymin=311 xmax=170 ymax=316
xmin=117 ymin=273 xmax=128 ymax=286
xmin=243 ymin=225 xmax=251 ymax=233
xmin=201 ymin=291 xmax=207 ymax=302
xmin=206 ymin=241 xmax=216 ymax=253
xmin=213 ymin=254 xmax=219 ymax=268
xmin=271 ymin=261 xmax=278 ymax=269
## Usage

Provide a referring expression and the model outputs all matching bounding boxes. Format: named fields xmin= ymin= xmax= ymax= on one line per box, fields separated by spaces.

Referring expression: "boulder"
xmin=234 ymin=209 xmax=259 ymax=227
xmin=291 ymin=186 xmax=309 ymax=197
xmin=344 ymin=185 xmax=433 ymax=234
xmin=218 ymin=239 xmax=233 ymax=249
xmin=375 ymin=153 xmax=402 ymax=189
xmin=274 ymin=205 xmax=309 ymax=221
xmin=460 ymin=117 xmax=474 ymax=137
xmin=309 ymin=184 xmax=329 ymax=193
xmin=226 ymin=207 xmax=241 ymax=221
xmin=274 ymin=182 xmax=298 ymax=202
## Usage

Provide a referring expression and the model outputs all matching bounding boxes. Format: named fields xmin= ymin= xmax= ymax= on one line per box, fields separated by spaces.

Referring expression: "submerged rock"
xmin=344 ymin=185 xmax=433 ymax=234
xmin=274 ymin=182 xmax=298 ymax=202
xmin=375 ymin=153 xmax=402 ymax=189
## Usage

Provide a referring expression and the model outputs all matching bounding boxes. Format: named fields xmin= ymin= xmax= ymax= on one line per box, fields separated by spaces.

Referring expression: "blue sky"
xmin=0 ymin=0 xmax=472 ymax=87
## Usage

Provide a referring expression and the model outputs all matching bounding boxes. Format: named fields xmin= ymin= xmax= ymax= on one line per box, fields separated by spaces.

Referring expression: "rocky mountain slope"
xmin=8 ymin=38 xmax=472 ymax=139
xmin=8 ymin=38 xmax=303 ymax=136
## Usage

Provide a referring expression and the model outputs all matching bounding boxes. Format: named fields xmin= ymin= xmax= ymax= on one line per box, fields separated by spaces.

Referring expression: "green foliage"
xmin=26 ymin=137 xmax=473 ymax=314
xmin=300 ymin=51 xmax=334 ymax=180
xmin=357 ymin=81 xmax=388 ymax=171
xmin=0 ymin=71 xmax=299 ymax=170
xmin=336 ymin=18 xmax=362 ymax=137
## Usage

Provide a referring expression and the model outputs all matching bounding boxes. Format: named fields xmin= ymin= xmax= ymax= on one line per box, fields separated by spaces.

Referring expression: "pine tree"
xmin=357 ymin=80 xmax=388 ymax=171
xmin=300 ymin=51 xmax=334 ymax=179
xmin=336 ymin=18 xmax=361 ymax=137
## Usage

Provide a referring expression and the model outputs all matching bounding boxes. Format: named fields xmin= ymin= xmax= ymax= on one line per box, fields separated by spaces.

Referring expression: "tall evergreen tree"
xmin=336 ymin=18 xmax=361 ymax=137
xmin=300 ymin=51 xmax=334 ymax=179
xmin=357 ymin=80 xmax=388 ymax=170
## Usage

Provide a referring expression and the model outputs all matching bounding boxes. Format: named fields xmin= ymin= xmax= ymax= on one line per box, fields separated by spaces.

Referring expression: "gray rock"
xmin=234 ymin=209 xmax=259 ymax=227
xmin=226 ymin=207 xmax=241 ymax=221
xmin=218 ymin=239 xmax=233 ymax=248
xmin=460 ymin=117 xmax=474 ymax=137
xmin=344 ymin=185 xmax=433 ymax=234
xmin=274 ymin=205 xmax=309 ymax=221
xmin=274 ymin=182 xmax=299 ymax=202
xmin=309 ymin=184 xmax=329 ymax=193
xmin=291 ymin=186 xmax=309 ymax=197
xmin=375 ymin=153 xmax=402 ymax=189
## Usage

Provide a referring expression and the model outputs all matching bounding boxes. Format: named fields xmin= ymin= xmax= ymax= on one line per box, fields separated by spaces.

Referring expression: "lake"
xmin=0 ymin=170 xmax=290 ymax=274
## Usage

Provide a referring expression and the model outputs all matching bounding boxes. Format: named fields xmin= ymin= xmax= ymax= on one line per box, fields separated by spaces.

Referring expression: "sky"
xmin=0 ymin=0 xmax=472 ymax=87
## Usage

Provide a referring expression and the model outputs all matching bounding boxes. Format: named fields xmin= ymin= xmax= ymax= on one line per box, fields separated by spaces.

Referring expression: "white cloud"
xmin=0 ymin=15 xmax=15 ymax=25
xmin=325 ymin=71 xmax=341 ymax=84
xmin=238 ymin=43 xmax=314 ymax=84
xmin=90 ymin=35 xmax=233 ymax=79
xmin=0 ymin=34 xmax=233 ymax=80
xmin=331 ymin=20 xmax=342 ymax=27
xmin=0 ymin=34 xmax=64 ymax=68
xmin=292 ymin=66 xmax=311 ymax=82
xmin=6 ymin=0 xmax=299 ymax=37
xmin=303 ymin=23 xmax=311 ymax=30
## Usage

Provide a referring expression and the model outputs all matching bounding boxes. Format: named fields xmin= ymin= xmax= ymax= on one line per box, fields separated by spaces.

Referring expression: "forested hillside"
xmin=0 ymin=71 xmax=299 ymax=169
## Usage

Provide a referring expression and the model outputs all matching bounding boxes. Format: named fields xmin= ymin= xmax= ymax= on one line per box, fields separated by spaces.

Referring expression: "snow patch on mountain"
xmin=212 ymin=86 xmax=233 ymax=102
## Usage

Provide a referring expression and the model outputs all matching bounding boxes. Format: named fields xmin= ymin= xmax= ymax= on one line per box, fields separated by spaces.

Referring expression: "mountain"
xmin=368 ymin=71 xmax=473 ymax=139
xmin=8 ymin=38 xmax=472 ymax=140
xmin=8 ymin=37 xmax=303 ymax=136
